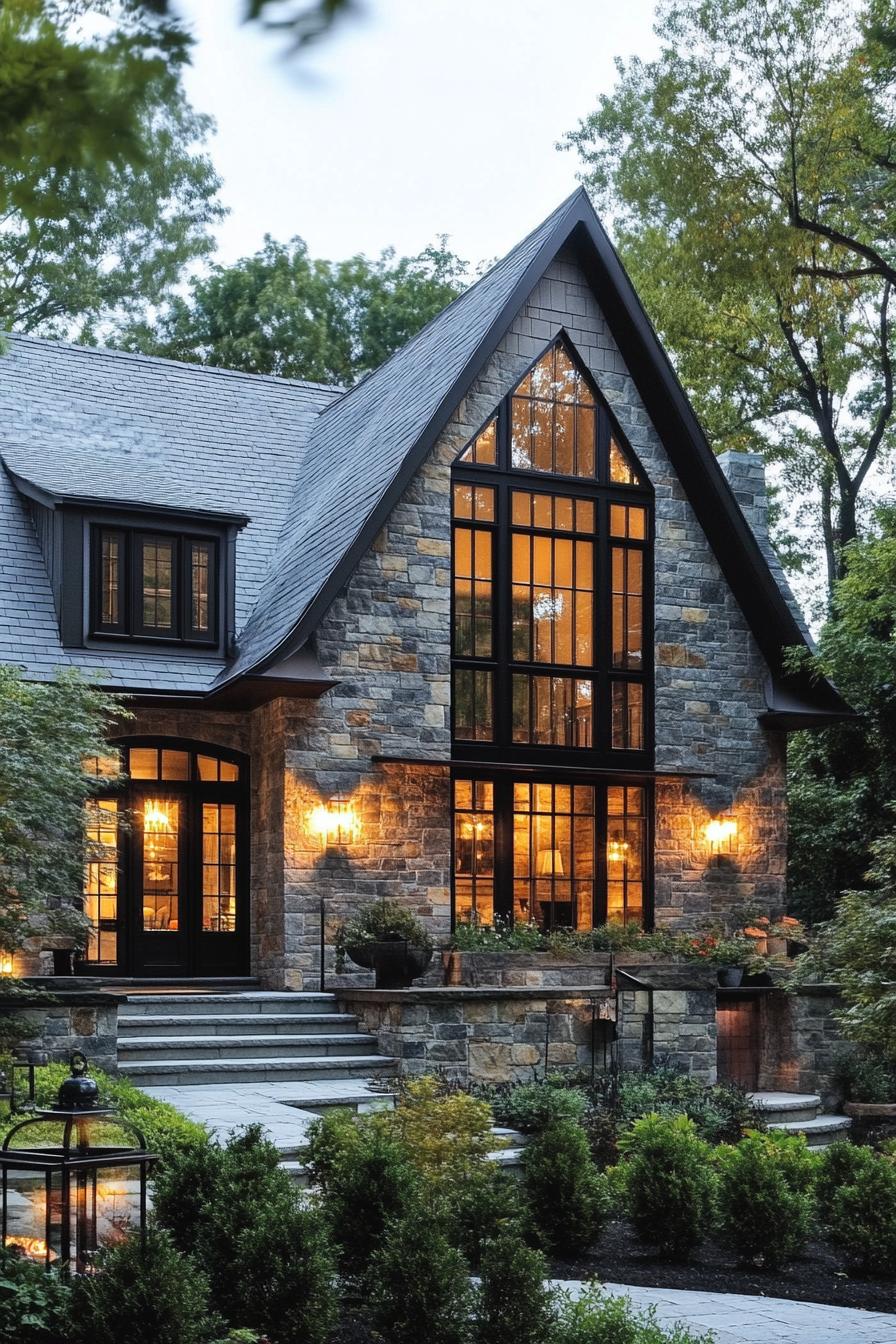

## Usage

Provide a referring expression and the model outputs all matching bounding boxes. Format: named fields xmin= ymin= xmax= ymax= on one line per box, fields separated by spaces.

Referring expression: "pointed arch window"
xmin=449 ymin=335 xmax=654 ymax=931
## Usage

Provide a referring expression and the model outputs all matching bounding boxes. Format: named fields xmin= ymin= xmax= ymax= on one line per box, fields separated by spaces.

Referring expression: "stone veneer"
xmin=2 ymin=987 xmax=119 ymax=1076
xmin=119 ymin=244 xmax=787 ymax=991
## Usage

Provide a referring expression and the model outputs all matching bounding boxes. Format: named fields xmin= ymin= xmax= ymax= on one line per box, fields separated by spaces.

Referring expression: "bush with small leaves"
xmin=305 ymin=1107 xmax=419 ymax=1268
xmin=827 ymin=1151 xmax=896 ymax=1275
xmin=231 ymin=1187 xmax=337 ymax=1344
xmin=489 ymin=1080 xmax=589 ymax=1135
xmin=474 ymin=1233 xmax=557 ymax=1344
xmin=715 ymin=1131 xmax=817 ymax=1268
xmin=815 ymin=1140 xmax=877 ymax=1212
xmin=67 ymin=1228 xmax=215 ymax=1344
xmin=552 ymin=1284 xmax=714 ymax=1344
xmin=522 ymin=1117 xmax=610 ymax=1257
xmin=439 ymin=1160 xmax=529 ymax=1267
xmin=368 ymin=1205 xmax=473 ymax=1344
xmin=0 ymin=1248 xmax=71 ymax=1344
xmin=617 ymin=1114 xmax=715 ymax=1261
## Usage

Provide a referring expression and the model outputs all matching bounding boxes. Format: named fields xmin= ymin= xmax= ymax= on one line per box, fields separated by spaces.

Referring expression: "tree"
xmin=0 ymin=666 xmax=126 ymax=971
xmin=122 ymin=234 xmax=468 ymax=385
xmin=564 ymin=0 xmax=896 ymax=599
xmin=787 ymin=507 xmax=896 ymax=920
xmin=0 ymin=1 xmax=224 ymax=339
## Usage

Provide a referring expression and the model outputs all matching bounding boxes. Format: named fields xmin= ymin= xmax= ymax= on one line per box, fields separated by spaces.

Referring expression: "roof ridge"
xmin=1 ymin=331 xmax=344 ymax=396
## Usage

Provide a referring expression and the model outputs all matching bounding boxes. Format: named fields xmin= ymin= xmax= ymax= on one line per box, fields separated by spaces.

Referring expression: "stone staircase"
xmin=117 ymin=990 xmax=397 ymax=1087
xmin=748 ymin=1092 xmax=852 ymax=1148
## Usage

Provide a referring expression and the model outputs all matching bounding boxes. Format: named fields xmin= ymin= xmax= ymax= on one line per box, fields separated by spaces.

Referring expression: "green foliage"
xmin=368 ymin=1205 xmax=473 ymax=1344
xmin=552 ymin=1285 xmax=714 ymax=1344
xmin=334 ymin=898 xmax=433 ymax=971
xmin=304 ymin=1107 xmax=419 ymax=1268
xmin=0 ymin=666 xmax=126 ymax=966
xmin=124 ymin=234 xmax=467 ymax=386
xmin=439 ymin=1162 xmax=529 ymax=1268
xmin=565 ymin=0 xmax=896 ymax=599
xmin=0 ymin=3 xmax=222 ymax=339
xmin=0 ymin=1061 xmax=207 ymax=1166
xmin=487 ymin=1079 xmax=589 ymax=1134
xmin=522 ymin=1117 xmax=610 ymax=1257
xmin=617 ymin=1067 xmax=759 ymax=1145
xmin=832 ymin=1046 xmax=896 ymax=1103
xmin=0 ymin=1248 xmax=70 ymax=1344
xmin=393 ymin=1075 xmax=501 ymax=1186
xmin=815 ymin=1140 xmax=878 ymax=1211
xmin=229 ymin=1190 xmax=337 ymax=1344
xmin=827 ymin=1150 xmax=896 ymax=1275
xmin=617 ymin=1114 xmax=716 ymax=1261
xmin=451 ymin=918 xmax=695 ymax=957
xmin=715 ymin=1131 xmax=817 ymax=1268
xmin=68 ymin=1227 xmax=214 ymax=1344
xmin=475 ymin=1234 xmax=556 ymax=1344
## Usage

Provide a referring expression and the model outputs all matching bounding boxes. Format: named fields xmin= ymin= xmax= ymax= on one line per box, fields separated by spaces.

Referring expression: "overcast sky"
xmin=175 ymin=0 xmax=659 ymax=269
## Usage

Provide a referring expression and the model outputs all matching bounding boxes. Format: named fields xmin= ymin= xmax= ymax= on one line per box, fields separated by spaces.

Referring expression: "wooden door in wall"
xmin=716 ymin=995 xmax=761 ymax=1090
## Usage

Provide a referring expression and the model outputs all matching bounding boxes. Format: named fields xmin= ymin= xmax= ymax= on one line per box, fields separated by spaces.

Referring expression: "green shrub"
xmin=828 ymin=1152 xmax=896 ymax=1275
xmin=716 ymin=1131 xmax=816 ymax=1268
xmin=832 ymin=1047 xmax=896 ymax=1104
xmin=394 ymin=1075 xmax=497 ymax=1186
xmin=68 ymin=1228 xmax=214 ymax=1344
xmin=553 ymin=1285 xmax=713 ymax=1344
xmin=439 ymin=1161 xmax=529 ymax=1267
xmin=617 ymin=1114 xmax=715 ymax=1261
xmin=617 ymin=1067 xmax=759 ymax=1144
xmin=335 ymin=898 xmax=432 ymax=970
xmin=815 ymin=1140 xmax=877 ymax=1211
xmin=489 ymin=1080 xmax=589 ymax=1134
xmin=475 ymin=1233 xmax=556 ymax=1344
xmin=368 ymin=1205 xmax=473 ymax=1344
xmin=0 ymin=1063 xmax=209 ymax=1167
xmin=305 ymin=1107 xmax=419 ymax=1267
xmin=0 ymin=1249 xmax=70 ymax=1344
xmin=522 ymin=1117 xmax=609 ymax=1256
xmin=231 ymin=1188 xmax=337 ymax=1344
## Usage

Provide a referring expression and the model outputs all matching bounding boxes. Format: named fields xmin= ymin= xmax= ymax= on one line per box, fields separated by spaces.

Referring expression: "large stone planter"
xmin=844 ymin=1102 xmax=896 ymax=1119
xmin=0 ymin=988 xmax=119 ymax=1075
xmin=442 ymin=949 xmax=693 ymax=990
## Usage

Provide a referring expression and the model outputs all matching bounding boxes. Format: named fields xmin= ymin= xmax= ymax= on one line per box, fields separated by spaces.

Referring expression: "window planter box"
xmin=441 ymin=948 xmax=681 ymax=989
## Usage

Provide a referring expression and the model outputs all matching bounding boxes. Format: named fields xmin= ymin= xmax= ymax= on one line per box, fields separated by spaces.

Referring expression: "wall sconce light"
xmin=309 ymin=793 xmax=358 ymax=850
xmin=705 ymin=815 xmax=738 ymax=853
xmin=0 ymin=953 xmax=13 ymax=976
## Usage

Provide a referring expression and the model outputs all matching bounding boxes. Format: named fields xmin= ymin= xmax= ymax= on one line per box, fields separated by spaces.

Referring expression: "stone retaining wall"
xmin=758 ymin=985 xmax=847 ymax=1107
xmin=1 ymin=987 xmax=119 ymax=1075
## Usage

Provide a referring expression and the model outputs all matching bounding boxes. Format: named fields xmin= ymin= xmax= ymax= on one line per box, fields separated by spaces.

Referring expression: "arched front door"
xmin=79 ymin=739 xmax=250 ymax=978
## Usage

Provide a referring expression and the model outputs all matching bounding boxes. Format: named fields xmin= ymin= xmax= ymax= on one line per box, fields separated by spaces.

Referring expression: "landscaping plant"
xmin=0 ymin=1248 xmax=70 ymax=1344
xmin=617 ymin=1114 xmax=716 ymax=1261
xmin=616 ymin=1067 xmax=759 ymax=1145
xmin=334 ymin=898 xmax=432 ymax=972
xmin=486 ymin=1079 xmax=589 ymax=1134
xmin=393 ymin=1075 xmax=498 ymax=1187
xmin=368 ymin=1204 xmax=474 ymax=1344
xmin=439 ymin=1161 xmax=529 ymax=1267
xmin=827 ymin=1150 xmax=896 ymax=1276
xmin=715 ymin=1131 xmax=817 ymax=1268
xmin=474 ymin=1233 xmax=556 ymax=1344
xmin=522 ymin=1116 xmax=609 ymax=1257
xmin=552 ymin=1285 xmax=714 ymax=1344
xmin=815 ymin=1139 xmax=878 ymax=1211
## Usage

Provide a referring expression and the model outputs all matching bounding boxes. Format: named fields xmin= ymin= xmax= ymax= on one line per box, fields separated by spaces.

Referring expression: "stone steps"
xmin=748 ymin=1091 xmax=852 ymax=1148
xmin=120 ymin=991 xmax=339 ymax=1017
xmin=119 ymin=1012 xmax=360 ymax=1036
xmin=120 ymin=1053 xmax=398 ymax=1086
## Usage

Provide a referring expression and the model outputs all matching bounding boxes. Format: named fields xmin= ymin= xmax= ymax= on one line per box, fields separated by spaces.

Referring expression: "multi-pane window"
xmin=84 ymin=799 xmax=119 ymax=964
xmin=202 ymin=802 xmax=237 ymax=932
xmin=91 ymin=526 xmax=217 ymax=644
xmin=450 ymin=336 xmax=653 ymax=931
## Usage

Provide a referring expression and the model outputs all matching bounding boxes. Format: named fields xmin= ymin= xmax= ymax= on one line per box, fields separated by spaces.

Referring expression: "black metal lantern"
xmin=0 ymin=1054 xmax=155 ymax=1274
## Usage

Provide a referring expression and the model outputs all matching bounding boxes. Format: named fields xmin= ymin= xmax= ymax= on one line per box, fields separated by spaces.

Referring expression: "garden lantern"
xmin=0 ymin=1053 xmax=155 ymax=1274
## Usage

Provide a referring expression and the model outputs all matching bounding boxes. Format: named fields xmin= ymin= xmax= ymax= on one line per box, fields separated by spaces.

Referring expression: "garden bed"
xmin=554 ymin=1219 xmax=896 ymax=1314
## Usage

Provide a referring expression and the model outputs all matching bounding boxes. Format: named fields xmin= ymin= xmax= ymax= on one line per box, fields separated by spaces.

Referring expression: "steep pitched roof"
xmin=0 ymin=336 xmax=338 ymax=691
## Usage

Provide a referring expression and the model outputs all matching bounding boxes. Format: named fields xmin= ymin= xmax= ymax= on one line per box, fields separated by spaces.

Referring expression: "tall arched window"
xmin=80 ymin=739 xmax=249 ymax=977
xmin=451 ymin=336 xmax=653 ymax=931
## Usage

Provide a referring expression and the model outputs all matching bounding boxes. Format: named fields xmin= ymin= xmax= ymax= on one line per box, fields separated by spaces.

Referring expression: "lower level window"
xmin=453 ymin=776 xmax=649 ymax=929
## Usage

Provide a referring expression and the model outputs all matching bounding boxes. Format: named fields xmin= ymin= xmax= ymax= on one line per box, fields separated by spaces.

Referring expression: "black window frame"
xmin=90 ymin=524 xmax=219 ymax=647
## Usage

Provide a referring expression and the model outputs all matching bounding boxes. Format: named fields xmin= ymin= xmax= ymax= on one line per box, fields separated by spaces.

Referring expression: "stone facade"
xmin=101 ymin=245 xmax=787 ymax=993
xmin=3 ymin=990 xmax=119 ymax=1076
xmin=758 ymin=985 xmax=847 ymax=1107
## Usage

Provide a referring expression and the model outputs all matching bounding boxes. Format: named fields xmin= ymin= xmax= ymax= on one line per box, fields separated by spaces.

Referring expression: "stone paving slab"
xmin=552 ymin=1281 xmax=896 ymax=1343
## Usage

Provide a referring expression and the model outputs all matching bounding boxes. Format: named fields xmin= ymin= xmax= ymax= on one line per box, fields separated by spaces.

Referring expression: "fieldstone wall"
xmin=2 ymin=990 xmax=119 ymax=1075
xmin=339 ymin=987 xmax=614 ymax=1085
xmin=758 ymin=985 xmax=847 ymax=1107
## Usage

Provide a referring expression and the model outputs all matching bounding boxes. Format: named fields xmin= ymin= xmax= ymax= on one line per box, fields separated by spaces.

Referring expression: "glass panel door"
xmin=132 ymin=791 xmax=188 ymax=975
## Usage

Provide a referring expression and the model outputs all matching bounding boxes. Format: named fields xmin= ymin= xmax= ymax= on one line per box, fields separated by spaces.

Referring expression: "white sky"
xmin=174 ymin=0 xmax=659 ymax=268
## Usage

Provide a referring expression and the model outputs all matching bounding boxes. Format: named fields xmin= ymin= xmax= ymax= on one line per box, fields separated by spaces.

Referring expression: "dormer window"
xmin=91 ymin=526 xmax=218 ymax=645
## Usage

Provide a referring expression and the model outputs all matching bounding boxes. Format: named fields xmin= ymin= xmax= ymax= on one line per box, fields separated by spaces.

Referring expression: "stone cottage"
xmin=0 ymin=190 xmax=853 ymax=1093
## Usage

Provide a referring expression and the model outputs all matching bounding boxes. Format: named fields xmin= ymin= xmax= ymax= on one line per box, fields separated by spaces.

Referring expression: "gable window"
xmin=451 ymin=335 xmax=653 ymax=930
xmin=91 ymin=526 xmax=218 ymax=645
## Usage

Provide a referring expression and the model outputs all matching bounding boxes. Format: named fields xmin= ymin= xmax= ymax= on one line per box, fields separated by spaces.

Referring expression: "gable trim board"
xmin=211 ymin=188 xmax=851 ymax=726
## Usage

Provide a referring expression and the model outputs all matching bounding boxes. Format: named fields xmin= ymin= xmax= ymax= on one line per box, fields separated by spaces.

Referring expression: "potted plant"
xmin=335 ymin=900 xmax=433 ymax=989
xmin=688 ymin=933 xmax=755 ymax=986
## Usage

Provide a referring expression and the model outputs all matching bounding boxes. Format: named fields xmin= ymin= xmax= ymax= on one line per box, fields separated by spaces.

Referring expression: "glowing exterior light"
xmin=309 ymin=794 xmax=358 ymax=849
xmin=705 ymin=816 xmax=738 ymax=853
xmin=0 ymin=953 xmax=13 ymax=976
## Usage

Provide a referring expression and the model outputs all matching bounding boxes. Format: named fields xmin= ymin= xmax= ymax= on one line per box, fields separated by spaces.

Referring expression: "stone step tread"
xmin=748 ymin=1091 xmax=823 ymax=1112
xmin=119 ymin=1013 xmax=359 ymax=1031
xmin=118 ymin=1055 xmax=397 ymax=1075
xmin=119 ymin=1033 xmax=378 ymax=1051
xmin=767 ymin=1115 xmax=852 ymax=1133
xmin=120 ymin=992 xmax=337 ymax=1009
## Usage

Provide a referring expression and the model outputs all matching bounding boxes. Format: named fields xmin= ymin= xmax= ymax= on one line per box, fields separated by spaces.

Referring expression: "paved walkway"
xmin=552 ymin=1281 xmax=896 ymax=1343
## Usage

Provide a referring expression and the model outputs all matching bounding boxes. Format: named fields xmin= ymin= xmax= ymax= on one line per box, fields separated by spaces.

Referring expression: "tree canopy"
xmin=0 ymin=0 xmax=223 ymax=339
xmin=122 ymin=235 xmax=469 ymax=386
xmin=564 ymin=0 xmax=896 ymax=601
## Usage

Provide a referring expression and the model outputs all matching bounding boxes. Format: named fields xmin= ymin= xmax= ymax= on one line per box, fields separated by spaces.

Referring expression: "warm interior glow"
xmin=309 ymin=795 xmax=358 ymax=848
xmin=6 ymin=1236 xmax=56 ymax=1262
xmin=536 ymin=847 xmax=565 ymax=877
xmin=142 ymin=801 xmax=172 ymax=831
xmin=607 ymin=838 xmax=630 ymax=864
xmin=705 ymin=816 xmax=738 ymax=849
xmin=0 ymin=953 xmax=13 ymax=975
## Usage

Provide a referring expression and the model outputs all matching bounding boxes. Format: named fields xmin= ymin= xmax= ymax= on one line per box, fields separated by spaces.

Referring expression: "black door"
xmin=79 ymin=741 xmax=249 ymax=978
